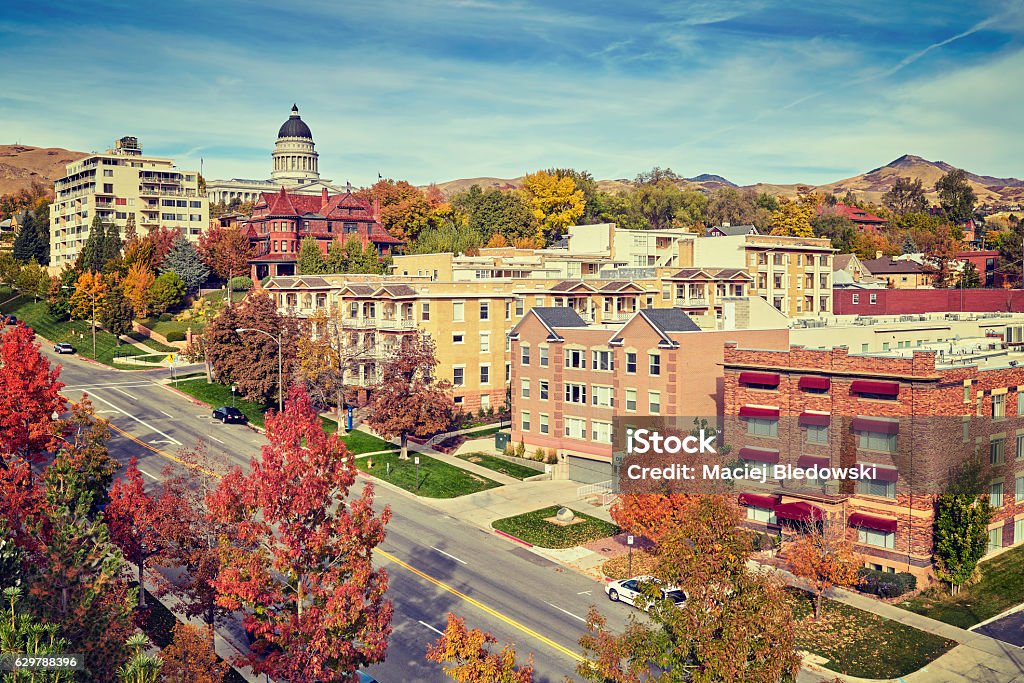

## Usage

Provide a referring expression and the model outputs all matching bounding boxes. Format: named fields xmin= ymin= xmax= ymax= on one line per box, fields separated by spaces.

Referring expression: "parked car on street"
xmin=357 ymin=673 xmax=379 ymax=683
xmin=3 ymin=314 xmax=17 ymax=326
xmin=605 ymin=576 xmax=686 ymax=611
xmin=212 ymin=406 xmax=248 ymax=424
xmin=54 ymin=342 xmax=76 ymax=354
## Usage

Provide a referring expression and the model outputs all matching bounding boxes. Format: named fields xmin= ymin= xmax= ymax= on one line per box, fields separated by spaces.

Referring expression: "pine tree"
xmin=102 ymin=220 xmax=123 ymax=265
xmin=99 ymin=284 xmax=135 ymax=342
xmin=78 ymin=215 xmax=107 ymax=273
xmin=12 ymin=212 xmax=41 ymax=264
xmin=296 ymin=237 xmax=327 ymax=274
xmin=161 ymin=235 xmax=210 ymax=293
xmin=123 ymin=213 xmax=137 ymax=242
xmin=900 ymin=233 xmax=919 ymax=255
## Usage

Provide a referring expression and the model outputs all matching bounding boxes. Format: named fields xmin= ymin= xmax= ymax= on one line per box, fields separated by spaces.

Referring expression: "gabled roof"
xmin=598 ymin=280 xmax=645 ymax=292
xmin=833 ymin=254 xmax=860 ymax=271
xmin=641 ymin=308 xmax=701 ymax=333
xmin=375 ymin=284 xmax=418 ymax=297
xmin=706 ymin=224 xmax=759 ymax=237
xmin=666 ymin=268 xmax=750 ymax=281
xmin=514 ymin=307 xmax=588 ymax=342
xmin=549 ymin=280 xmax=596 ymax=292
xmin=714 ymin=268 xmax=752 ymax=280
xmin=667 ymin=268 xmax=715 ymax=280
xmin=339 ymin=284 xmax=377 ymax=296
xmin=830 ymin=203 xmax=886 ymax=225
xmin=862 ymin=257 xmax=925 ymax=274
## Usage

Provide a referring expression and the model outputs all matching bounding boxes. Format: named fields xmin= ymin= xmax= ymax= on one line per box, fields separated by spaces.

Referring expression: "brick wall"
xmin=834 ymin=288 xmax=1024 ymax=315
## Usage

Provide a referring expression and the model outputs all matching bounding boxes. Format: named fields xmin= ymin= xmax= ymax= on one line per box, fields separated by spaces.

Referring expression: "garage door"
xmin=567 ymin=455 xmax=613 ymax=484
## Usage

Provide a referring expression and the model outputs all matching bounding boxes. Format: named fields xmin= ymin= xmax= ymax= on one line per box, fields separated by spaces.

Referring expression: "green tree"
xmin=98 ymin=284 xmax=135 ymax=342
xmin=901 ymin=233 xmax=920 ymax=255
xmin=935 ymin=169 xmax=977 ymax=225
xmin=161 ymin=235 xmax=210 ymax=293
xmin=325 ymin=238 xmax=347 ymax=273
xmin=957 ymin=261 xmax=981 ymax=288
xmin=0 ymin=521 xmax=23 ymax=590
xmin=412 ymin=217 xmax=483 ymax=256
xmin=77 ymin=216 xmax=107 ymax=273
xmin=883 ymin=176 xmax=928 ymax=216
xmin=811 ymin=214 xmax=857 ymax=253
xmin=934 ymin=463 xmax=992 ymax=594
xmin=12 ymin=212 xmax=43 ymax=264
xmin=148 ymin=272 xmax=186 ymax=315
xmin=47 ymin=265 xmax=79 ymax=320
xmin=296 ymin=237 xmax=327 ymax=274
xmin=451 ymin=185 xmax=538 ymax=244
xmin=0 ymin=587 xmax=75 ymax=682
xmin=14 ymin=260 xmax=49 ymax=301
xmin=545 ymin=168 xmax=601 ymax=224
xmin=101 ymin=221 xmax=123 ymax=266
xmin=116 ymin=633 xmax=162 ymax=683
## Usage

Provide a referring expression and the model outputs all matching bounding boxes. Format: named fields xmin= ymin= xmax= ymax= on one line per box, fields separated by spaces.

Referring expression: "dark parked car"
xmin=54 ymin=342 xmax=76 ymax=354
xmin=357 ymin=673 xmax=379 ymax=683
xmin=3 ymin=315 xmax=17 ymax=326
xmin=212 ymin=406 xmax=247 ymax=424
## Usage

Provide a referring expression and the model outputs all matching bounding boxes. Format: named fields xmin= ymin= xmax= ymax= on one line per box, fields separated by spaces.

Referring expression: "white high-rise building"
xmin=49 ymin=136 xmax=208 ymax=267
xmin=206 ymin=105 xmax=342 ymax=205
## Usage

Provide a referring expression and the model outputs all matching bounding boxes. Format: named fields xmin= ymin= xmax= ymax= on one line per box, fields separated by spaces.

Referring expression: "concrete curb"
xmin=493 ymin=529 xmax=533 ymax=547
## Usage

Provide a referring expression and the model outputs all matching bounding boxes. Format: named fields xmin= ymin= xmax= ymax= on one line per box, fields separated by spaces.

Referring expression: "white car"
xmin=605 ymin=575 xmax=686 ymax=610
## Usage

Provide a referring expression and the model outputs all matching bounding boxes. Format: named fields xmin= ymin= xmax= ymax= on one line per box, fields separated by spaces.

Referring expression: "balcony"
xmin=601 ymin=311 xmax=636 ymax=323
xmin=377 ymin=318 xmax=416 ymax=330
xmin=138 ymin=188 xmax=195 ymax=198
xmin=674 ymin=297 xmax=708 ymax=307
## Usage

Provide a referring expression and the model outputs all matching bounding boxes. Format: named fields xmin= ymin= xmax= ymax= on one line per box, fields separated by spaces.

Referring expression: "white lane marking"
xmin=577 ymin=590 xmax=592 ymax=595
xmin=97 ymin=410 xmax=120 ymax=415
xmin=113 ymin=388 xmax=138 ymax=400
xmin=88 ymin=392 xmax=182 ymax=446
xmin=430 ymin=547 xmax=468 ymax=565
xmin=138 ymin=469 xmax=159 ymax=480
xmin=417 ymin=620 xmax=444 ymax=636
xmin=543 ymin=601 xmax=587 ymax=623
xmin=160 ymin=410 xmax=174 ymax=419
xmin=149 ymin=440 xmax=175 ymax=445
xmin=207 ymin=434 xmax=226 ymax=445
xmin=62 ymin=382 xmax=151 ymax=390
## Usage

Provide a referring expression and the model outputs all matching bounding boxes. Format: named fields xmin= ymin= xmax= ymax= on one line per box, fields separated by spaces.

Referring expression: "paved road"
xmin=976 ymin=609 xmax=1024 ymax=648
xmin=45 ymin=350 xmax=632 ymax=682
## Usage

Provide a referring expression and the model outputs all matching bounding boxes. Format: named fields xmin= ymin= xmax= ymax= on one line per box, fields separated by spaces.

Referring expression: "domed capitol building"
xmin=205 ymin=105 xmax=344 ymax=204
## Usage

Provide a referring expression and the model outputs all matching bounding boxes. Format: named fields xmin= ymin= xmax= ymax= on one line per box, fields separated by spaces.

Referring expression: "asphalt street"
xmin=44 ymin=348 xmax=633 ymax=682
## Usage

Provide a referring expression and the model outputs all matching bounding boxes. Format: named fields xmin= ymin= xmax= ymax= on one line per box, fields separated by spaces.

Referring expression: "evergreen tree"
xmin=78 ymin=215 xmax=107 ymax=273
xmin=161 ymin=235 xmax=210 ymax=293
xmin=102 ymin=221 xmax=123 ymax=265
xmin=99 ymin=285 xmax=136 ymax=342
xmin=356 ymin=241 xmax=385 ymax=274
xmin=12 ymin=212 xmax=41 ymax=264
xmin=900 ymin=233 xmax=919 ymax=255
xmin=296 ymin=237 xmax=327 ymax=274
xmin=123 ymin=213 xmax=137 ymax=242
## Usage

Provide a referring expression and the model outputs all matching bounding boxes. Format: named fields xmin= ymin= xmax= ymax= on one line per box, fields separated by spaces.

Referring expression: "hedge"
xmin=165 ymin=330 xmax=186 ymax=342
xmin=858 ymin=567 xmax=917 ymax=598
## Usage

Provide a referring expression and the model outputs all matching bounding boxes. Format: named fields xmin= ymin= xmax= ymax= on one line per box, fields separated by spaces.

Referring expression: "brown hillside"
xmin=0 ymin=145 xmax=87 ymax=196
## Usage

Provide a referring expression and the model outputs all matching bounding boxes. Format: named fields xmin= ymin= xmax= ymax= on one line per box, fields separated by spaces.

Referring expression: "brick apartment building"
xmin=723 ymin=343 xmax=1024 ymax=579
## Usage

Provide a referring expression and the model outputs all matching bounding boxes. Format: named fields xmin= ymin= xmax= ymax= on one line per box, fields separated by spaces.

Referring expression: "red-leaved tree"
xmin=210 ymin=386 xmax=392 ymax=681
xmin=0 ymin=324 xmax=65 ymax=466
xmin=197 ymin=224 xmax=255 ymax=283
xmin=106 ymin=457 xmax=163 ymax=609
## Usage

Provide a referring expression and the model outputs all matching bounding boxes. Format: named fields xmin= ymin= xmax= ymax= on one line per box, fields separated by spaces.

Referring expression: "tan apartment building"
xmin=50 ymin=137 xmax=208 ymax=267
xmin=509 ymin=305 xmax=790 ymax=482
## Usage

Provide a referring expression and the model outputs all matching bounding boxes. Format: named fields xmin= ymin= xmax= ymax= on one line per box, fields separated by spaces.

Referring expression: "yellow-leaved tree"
xmin=520 ymin=170 xmax=584 ymax=245
xmin=770 ymin=196 xmax=816 ymax=237
xmin=69 ymin=270 xmax=109 ymax=321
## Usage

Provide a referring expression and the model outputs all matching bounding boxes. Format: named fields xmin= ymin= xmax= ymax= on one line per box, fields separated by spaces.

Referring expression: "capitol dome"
xmin=277 ymin=104 xmax=313 ymax=139
xmin=271 ymin=104 xmax=319 ymax=182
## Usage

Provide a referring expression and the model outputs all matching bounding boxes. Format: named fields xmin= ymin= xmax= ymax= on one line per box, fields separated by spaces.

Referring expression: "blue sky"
xmin=1 ymin=0 xmax=1022 ymax=187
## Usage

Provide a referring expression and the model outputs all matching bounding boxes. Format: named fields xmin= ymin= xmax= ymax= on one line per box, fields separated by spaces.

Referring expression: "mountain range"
xmin=2 ymin=144 xmax=1021 ymax=208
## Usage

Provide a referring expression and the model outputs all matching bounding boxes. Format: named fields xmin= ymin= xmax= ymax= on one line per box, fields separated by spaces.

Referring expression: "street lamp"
xmin=414 ymin=456 xmax=421 ymax=491
xmin=236 ymin=327 xmax=283 ymax=412
xmin=63 ymin=284 xmax=98 ymax=359
xmin=626 ymin=535 xmax=635 ymax=577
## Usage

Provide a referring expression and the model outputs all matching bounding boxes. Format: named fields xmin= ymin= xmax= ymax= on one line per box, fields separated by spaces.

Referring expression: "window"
xmin=746 ymin=418 xmax=777 ymax=437
xmin=480 ymin=365 xmax=490 ymax=384
xmin=858 ymin=528 xmax=895 ymax=549
xmin=991 ymin=438 xmax=1005 ymax=466
xmin=480 ymin=333 xmax=490 ymax=353
xmin=539 ymin=413 xmax=549 ymax=435
xmin=453 ymin=367 xmax=465 ymax=387
xmin=103 ymin=169 xmax=113 ymax=177
xmin=806 ymin=424 xmax=829 ymax=445
xmin=870 ymin=293 xmax=878 ymax=305
xmin=565 ymin=417 xmax=586 ymax=439
xmin=1017 ymin=434 xmax=1024 ymax=461
xmin=539 ymin=346 xmax=549 ymax=367
xmin=1018 ymin=391 xmax=1024 ymax=415
xmin=747 ymin=506 xmax=776 ymax=524
xmin=480 ymin=300 xmax=490 ymax=320
xmin=1017 ymin=475 xmax=1024 ymax=502
xmin=521 ymin=345 xmax=530 ymax=365
xmin=852 ymin=294 xmax=860 ymax=305
xmin=521 ymin=379 xmax=530 ymax=399
xmin=857 ymin=430 xmax=897 ymax=453
xmin=991 ymin=482 xmax=1004 ymax=508
xmin=515 ymin=298 xmax=524 ymax=316
xmin=592 ymin=385 xmax=614 ymax=408
xmin=592 ymin=350 xmax=613 ymax=371
xmin=539 ymin=380 xmax=549 ymax=400
xmin=505 ymin=301 xmax=512 ymax=320
xmin=989 ymin=528 xmax=1002 ymax=554
xmin=993 ymin=394 xmax=1006 ymax=418
xmin=648 ymin=391 xmax=661 ymax=415
xmin=858 ymin=477 xmax=896 ymax=498
xmin=421 ymin=302 xmax=430 ymax=321
xmin=566 ymin=349 xmax=586 ymax=369
xmin=521 ymin=411 xmax=531 ymax=432
xmin=964 ymin=385 xmax=972 ymax=403
xmin=453 ymin=333 xmax=464 ymax=344
xmin=565 ymin=383 xmax=587 ymax=404
xmin=592 ymin=420 xmax=613 ymax=443
xmin=625 ymin=389 xmax=637 ymax=412
xmin=649 ymin=354 xmax=661 ymax=376
xmin=506 ymin=363 xmax=511 ymax=382
xmin=626 ymin=352 xmax=637 ymax=374
xmin=453 ymin=301 xmax=465 ymax=322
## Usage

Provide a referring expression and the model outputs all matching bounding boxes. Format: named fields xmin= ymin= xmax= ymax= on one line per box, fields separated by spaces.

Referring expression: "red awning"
xmin=799 ymin=412 xmax=831 ymax=427
xmin=851 ymin=380 xmax=900 ymax=396
xmin=773 ymin=501 xmax=823 ymax=522
xmin=738 ymin=493 xmax=779 ymax=508
xmin=850 ymin=417 xmax=900 ymax=434
xmin=738 ymin=447 xmax=780 ymax=464
xmin=849 ymin=512 xmax=898 ymax=533
xmin=861 ymin=464 xmax=899 ymax=482
xmin=739 ymin=406 xmax=780 ymax=418
xmin=739 ymin=371 xmax=780 ymax=387
xmin=798 ymin=376 xmax=831 ymax=391
xmin=797 ymin=455 xmax=830 ymax=468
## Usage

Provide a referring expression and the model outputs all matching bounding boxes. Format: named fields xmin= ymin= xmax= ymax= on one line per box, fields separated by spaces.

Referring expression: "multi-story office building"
xmin=50 ymin=136 xmax=208 ymax=267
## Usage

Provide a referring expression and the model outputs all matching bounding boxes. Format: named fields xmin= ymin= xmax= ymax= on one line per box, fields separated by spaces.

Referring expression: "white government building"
xmin=205 ymin=104 xmax=343 ymax=205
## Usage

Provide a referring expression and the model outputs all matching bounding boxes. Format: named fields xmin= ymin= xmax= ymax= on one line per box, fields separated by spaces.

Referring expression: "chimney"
xmin=321 ymin=187 xmax=329 ymax=210
xmin=722 ymin=221 xmax=730 ymax=228
xmin=875 ymin=251 xmax=883 ymax=259
xmin=373 ymin=196 xmax=381 ymax=221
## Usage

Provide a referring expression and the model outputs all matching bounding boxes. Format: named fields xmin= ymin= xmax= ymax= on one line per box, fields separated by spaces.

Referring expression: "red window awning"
xmin=861 ymin=464 xmax=899 ymax=482
xmin=850 ymin=417 xmax=900 ymax=434
xmin=799 ymin=412 xmax=831 ymax=427
xmin=797 ymin=455 xmax=830 ymax=468
xmin=851 ymin=380 xmax=900 ymax=396
xmin=773 ymin=501 xmax=823 ymax=522
xmin=849 ymin=512 xmax=897 ymax=533
xmin=739 ymin=371 xmax=780 ymax=387
xmin=738 ymin=447 xmax=780 ymax=464
xmin=739 ymin=406 xmax=780 ymax=418
xmin=799 ymin=376 xmax=831 ymax=391
xmin=738 ymin=493 xmax=779 ymax=508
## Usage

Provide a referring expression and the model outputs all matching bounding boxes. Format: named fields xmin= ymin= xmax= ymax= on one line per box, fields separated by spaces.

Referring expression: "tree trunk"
xmin=814 ymin=591 xmax=823 ymax=620
xmin=203 ymin=341 xmax=213 ymax=384
xmin=206 ymin=599 xmax=216 ymax=650
xmin=138 ymin=556 xmax=147 ymax=609
xmin=400 ymin=433 xmax=409 ymax=460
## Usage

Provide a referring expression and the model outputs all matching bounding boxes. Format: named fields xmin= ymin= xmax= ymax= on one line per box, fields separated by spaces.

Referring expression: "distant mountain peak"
xmin=686 ymin=173 xmax=736 ymax=187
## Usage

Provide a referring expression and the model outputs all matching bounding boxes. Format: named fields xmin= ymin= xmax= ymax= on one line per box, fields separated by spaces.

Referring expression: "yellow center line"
xmin=377 ymin=548 xmax=584 ymax=662
xmin=107 ymin=422 xmax=583 ymax=663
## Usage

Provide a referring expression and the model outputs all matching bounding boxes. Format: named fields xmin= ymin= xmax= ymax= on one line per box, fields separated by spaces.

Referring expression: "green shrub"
xmin=229 ymin=276 xmax=253 ymax=291
xmin=503 ymin=443 xmax=515 ymax=458
xmin=858 ymin=568 xmax=917 ymax=598
xmin=533 ymin=447 xmax=545 ymax=461
xmin=159 ymin=313 xmax=172 ymax=322
xmin=545 ymin=448 xmax=558 ymax=464
xmin=165 ymin=331 xmax=186 ymax=342
xmin=515 ymin=438 xmax=526 ymax=458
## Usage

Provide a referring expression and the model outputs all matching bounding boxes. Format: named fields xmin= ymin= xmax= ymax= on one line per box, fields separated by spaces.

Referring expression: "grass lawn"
xmin=463 ymin=424 xmax=508 ymax=438
xmin=900 ymin=543 xmax=1024 ymax=628
xmin=789 ymin=588 xmax=955 ymax=679
xmin=127 ymin=331 xmax=179 ymax=353
xmin=138 ymin=316 xmax=202 ymax=338
xmin=457 ymin=452 xmax=541 ymax=480
xmin=0 ymin=296 xmax=146 ymax=367
xmin=491 ymin=506 xmax=619 ymax=548
xmin=172 ymin=378 xmax=272 ymax=426
xmin=357 ymin=451 xmax=500 ymax=498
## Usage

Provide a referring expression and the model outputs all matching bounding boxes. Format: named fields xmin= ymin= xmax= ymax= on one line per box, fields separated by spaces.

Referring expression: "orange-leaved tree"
xmin=122 ymin=261 xmax=156 ymax=318
xmin=159 ymin=623 xmax=230 ymax=683
xmin=426 ymin=613 xmax=533 ymax=683
xmin=786 ymin=519 xmax=861 ymax=620
xmin=69 ymin=270 xmax=108 ymax=321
